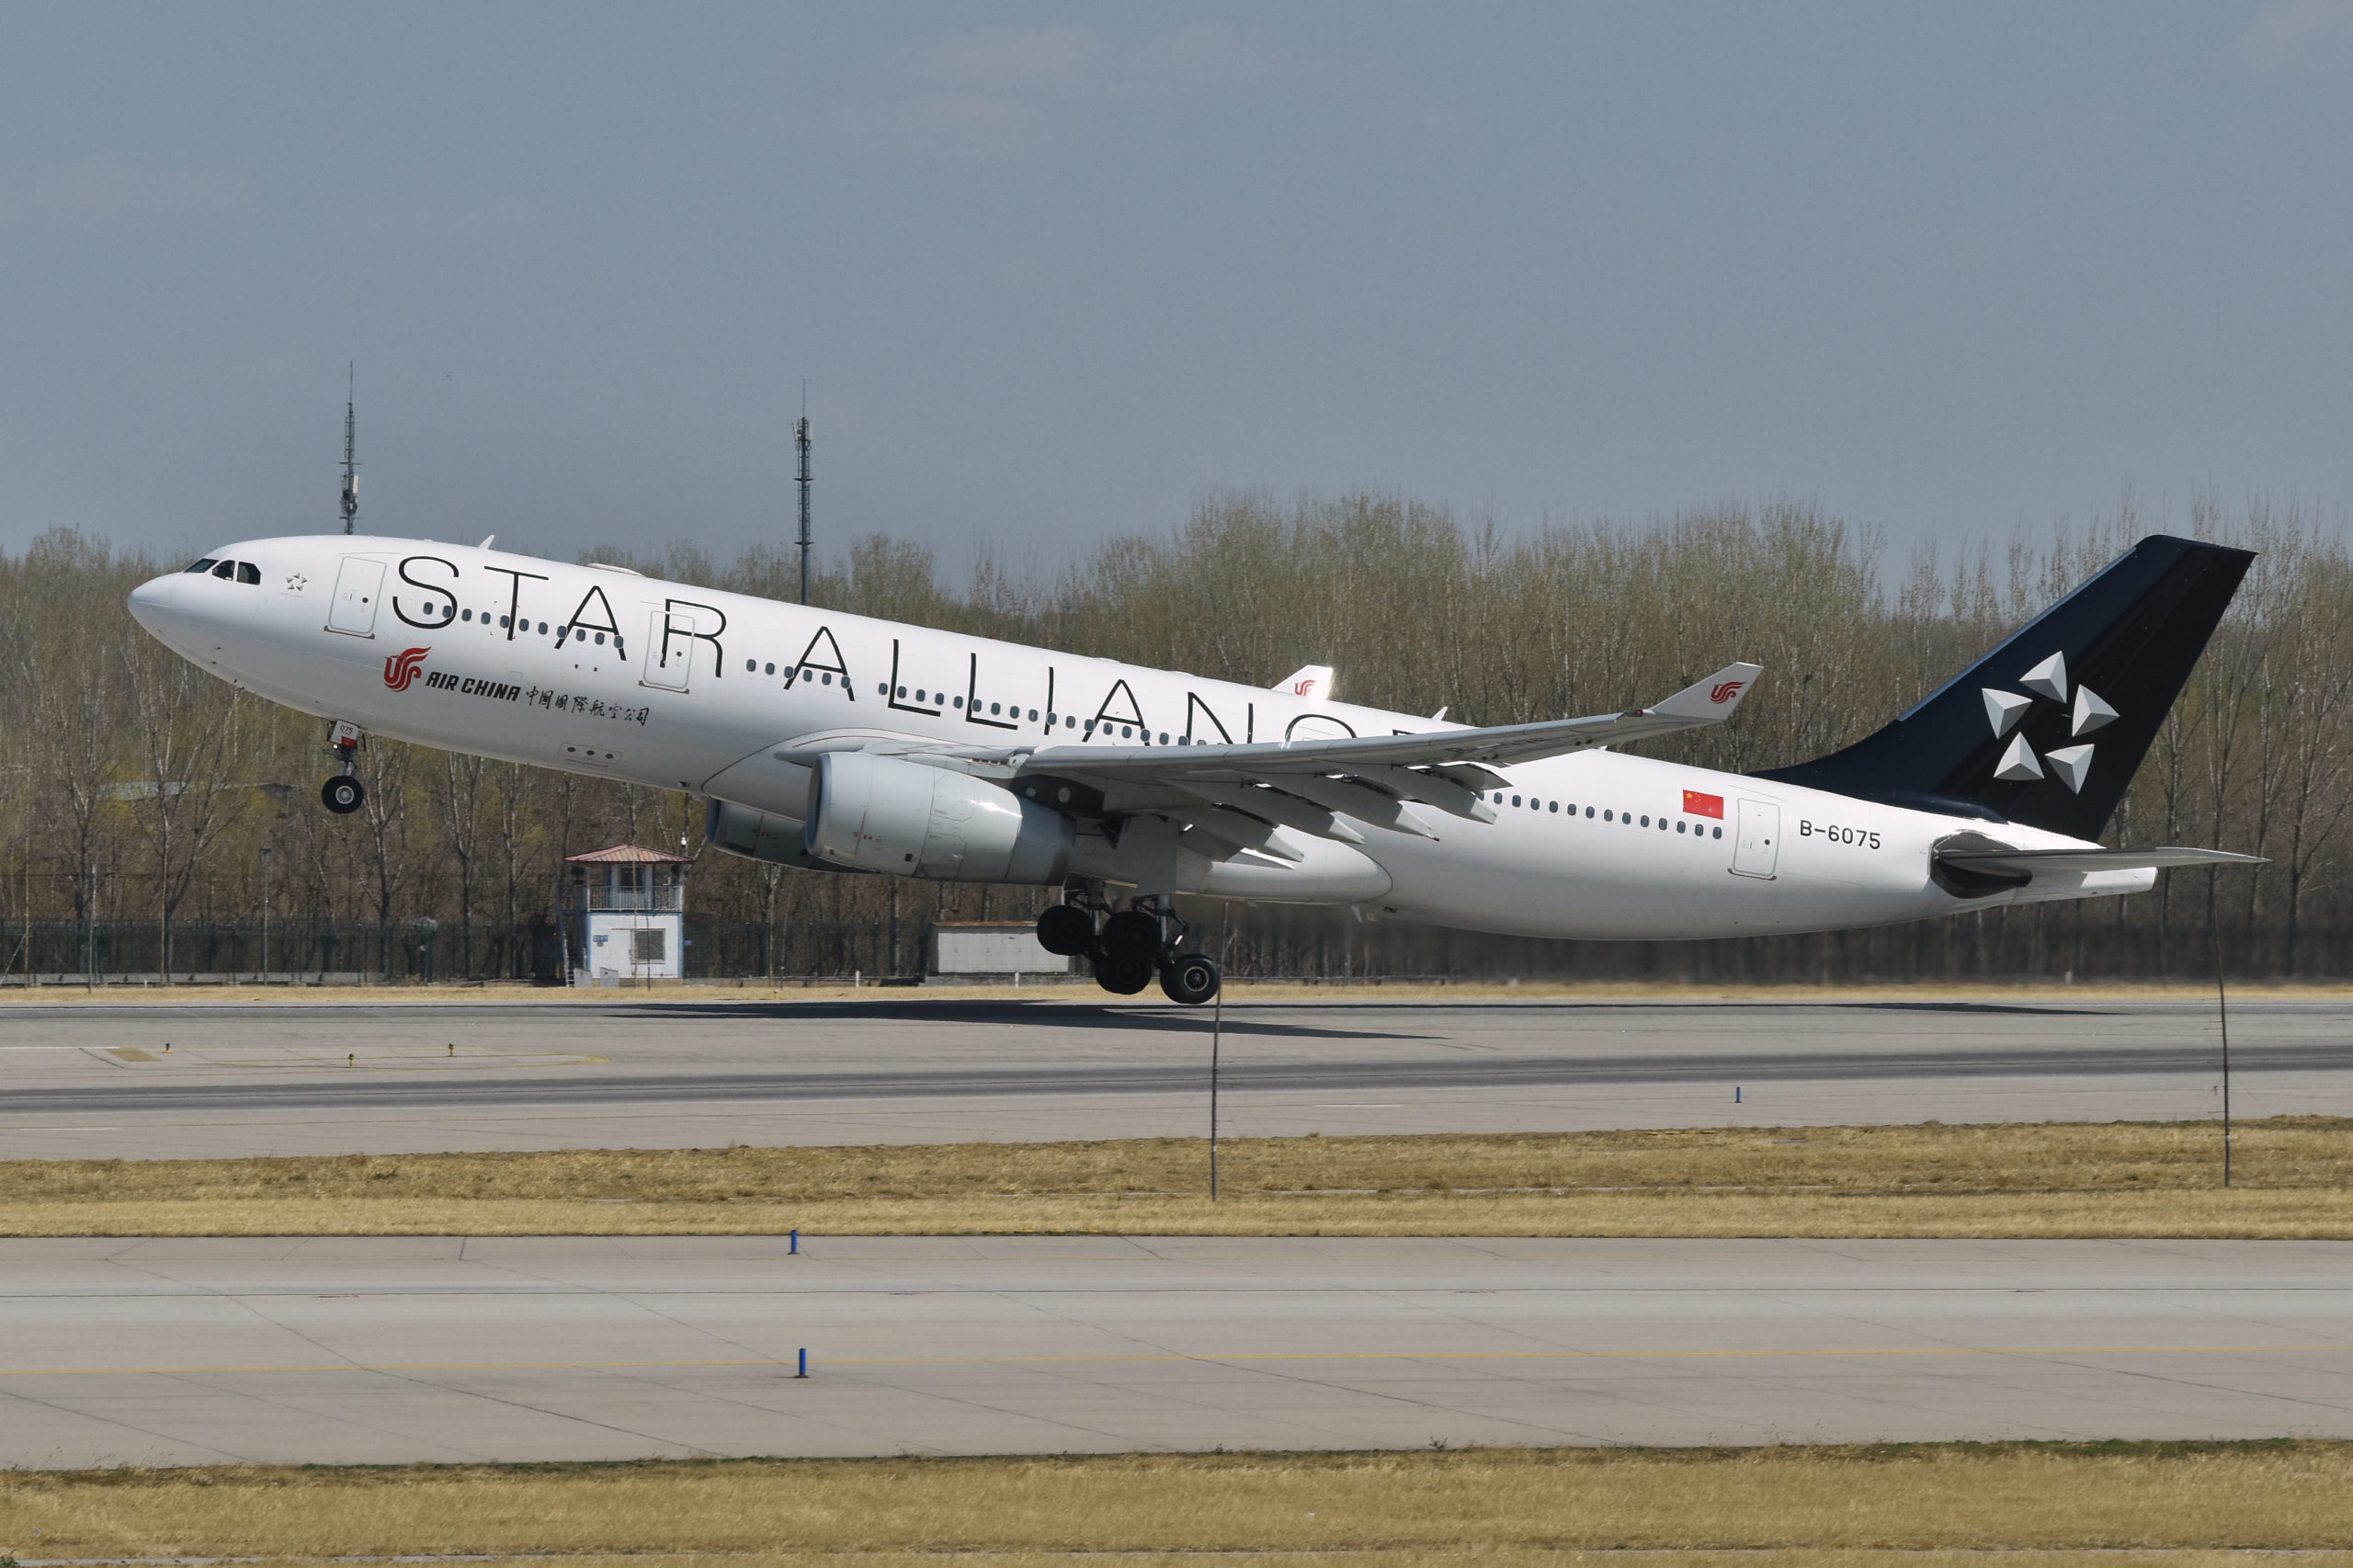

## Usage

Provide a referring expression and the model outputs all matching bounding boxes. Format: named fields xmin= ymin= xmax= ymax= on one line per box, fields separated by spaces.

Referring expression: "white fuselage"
xmin=128 ymin=535 xmax=2150 ymax=941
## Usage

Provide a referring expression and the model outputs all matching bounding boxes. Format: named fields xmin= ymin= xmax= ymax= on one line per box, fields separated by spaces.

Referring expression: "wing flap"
xmin=964 ymin=660 xmax=1762 ymax=783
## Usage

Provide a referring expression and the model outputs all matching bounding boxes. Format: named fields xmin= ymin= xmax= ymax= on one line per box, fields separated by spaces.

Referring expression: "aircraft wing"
xmin=1937 ymin=846 xmax=2268 ymax=877
xmin=931 ymin=662 xmax=1760 ymax=857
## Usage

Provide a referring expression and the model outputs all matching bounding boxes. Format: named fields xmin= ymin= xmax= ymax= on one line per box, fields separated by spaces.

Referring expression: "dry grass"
xmin=5 ymin=1445 xmax=2353 ymax=1560
xmin=3 ymin=1119 xmax=2347 ymax=1237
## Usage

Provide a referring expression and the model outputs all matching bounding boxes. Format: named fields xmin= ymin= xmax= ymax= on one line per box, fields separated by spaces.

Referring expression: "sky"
xmin=3 ymin=2 xmax=2350 ymax=573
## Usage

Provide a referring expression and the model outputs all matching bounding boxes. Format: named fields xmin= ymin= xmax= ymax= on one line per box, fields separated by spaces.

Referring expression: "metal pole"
xmin=1209 ymin=984 xmax=1222 ymax=1201
xmin=795 ymin=403 xmax=812 ymax=606
xmin=260 ymin=846 xmax=271 ymax=986
xmin=2214 ymin=914 xmax=2233 ymax=1187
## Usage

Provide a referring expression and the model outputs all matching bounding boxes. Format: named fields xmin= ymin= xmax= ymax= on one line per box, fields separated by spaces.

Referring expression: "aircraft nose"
xmin=126 ymin=572 xmax=181 ymax=631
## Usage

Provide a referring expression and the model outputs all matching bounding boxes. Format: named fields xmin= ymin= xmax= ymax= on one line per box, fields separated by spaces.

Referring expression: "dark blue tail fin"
xmin=1758 ymin=535 xmax=2253 ymax=840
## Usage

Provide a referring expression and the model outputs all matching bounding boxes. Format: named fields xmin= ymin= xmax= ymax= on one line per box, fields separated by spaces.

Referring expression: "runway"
xmin=0 ymin=995 xmax=2340 ymax=1159
xmin=4 ymin=1234 xmax=2347 ymax=1466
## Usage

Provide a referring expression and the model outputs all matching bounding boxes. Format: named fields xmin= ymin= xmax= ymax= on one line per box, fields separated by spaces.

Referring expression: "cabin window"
xmin=1603 ymin=811 xmax=1612 ymax=822
xmin=745 ymin=659 xmax=756 ymax=672
xmin=595 ymin=632 xmax=606 ymax=644
xmin=989 ymin=702 xmax=1000 ymax=715
xmin=1028 ymin=709 xmax=1039 ymax=721
xmin=1585 ymin=806 xmax=1594 ymax=818
xmin=1159 ymin=732 xmax=1169 ymax=744
xmin=499 ymin=615 xmax=510 ymax=628
xmin=1637 ymin=814 xmax=1647 ymax=826
xmin=186 ymin=558 xmax=217 ymax=573
xmin=1549 ymin=801 xmax=1559 ymax=812
xmin=954 ymin=696 xmax=964 ymax=709
xmin=822 ymin=672 xmax=832 ymax=684
xmin=1677 ymin=821 xmax=1687 ymax=833
xmin=1713 ymin=825 xmax=1723 ymax=838
xmin=766 ymin=663 xmax=776 ymax=675
xmin=236 ymin=562 xmax=261 ymax=585
xmin=539 ymin=621 xmax=548 ymax=633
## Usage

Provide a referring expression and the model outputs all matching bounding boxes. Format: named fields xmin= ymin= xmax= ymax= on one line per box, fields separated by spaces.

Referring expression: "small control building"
xmin=564 ymin=844 xmax=690 ymax=985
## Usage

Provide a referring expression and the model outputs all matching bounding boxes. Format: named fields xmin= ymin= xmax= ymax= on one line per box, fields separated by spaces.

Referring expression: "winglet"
xmin=1649 ymin=663 xmax=1762 ymax=722
xmin=1275 ymin=665 xmax=1336 ymax=701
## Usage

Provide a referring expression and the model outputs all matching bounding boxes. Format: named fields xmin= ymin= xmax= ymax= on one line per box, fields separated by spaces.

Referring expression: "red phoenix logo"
xmin=383 ymin=647 xmax=429 ymax=691
xmin=1709 ymin=679 xmax=1745 ymax=705
xmin=1292 ymin=678 xmax=1316 ymax=695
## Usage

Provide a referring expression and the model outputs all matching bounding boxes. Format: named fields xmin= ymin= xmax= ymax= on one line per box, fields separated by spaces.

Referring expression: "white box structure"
xmin=932 ymin=922 xmax=1070 ymax=978
xmin=565 ymin=844 xmax=690 ymax=985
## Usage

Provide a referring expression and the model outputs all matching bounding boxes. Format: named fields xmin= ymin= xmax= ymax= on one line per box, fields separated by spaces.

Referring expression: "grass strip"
xmin=0 ymin=1119 xmax=2347 ymax=1236
xmin=6 ymin=1444 xmax=2353 ymax=1559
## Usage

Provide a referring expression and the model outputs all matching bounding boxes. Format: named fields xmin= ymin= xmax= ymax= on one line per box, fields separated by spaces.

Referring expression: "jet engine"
xmin=805 ymin=751 xmax=1074 ymax=883
xmin=704 ymin=799 xmax=861 ymax=872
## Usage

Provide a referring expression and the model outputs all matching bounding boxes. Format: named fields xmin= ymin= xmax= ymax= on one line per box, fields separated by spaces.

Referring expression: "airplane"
xmin=128 ymin=530 xmax=2262 ymax=1004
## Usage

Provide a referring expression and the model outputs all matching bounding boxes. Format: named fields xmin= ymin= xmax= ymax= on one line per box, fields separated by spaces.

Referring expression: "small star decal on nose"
xmin=285 ymin=574 xmax=308 ymax=591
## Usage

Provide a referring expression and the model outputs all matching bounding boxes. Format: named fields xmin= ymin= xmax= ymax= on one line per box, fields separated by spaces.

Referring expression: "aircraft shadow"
xmin=625 ymin=998 xmax=1438 ymax=1041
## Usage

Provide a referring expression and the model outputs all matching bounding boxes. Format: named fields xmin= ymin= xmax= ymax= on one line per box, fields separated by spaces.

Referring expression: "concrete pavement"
xmin=0 ymin=995 xmax=2340 ymax=1159
xmin=2 ymin=1234 xmax=2348 ymax=1466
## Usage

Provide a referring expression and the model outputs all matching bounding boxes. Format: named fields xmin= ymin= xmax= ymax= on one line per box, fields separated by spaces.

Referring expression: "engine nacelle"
xmin=704 ymin=799 xmax=862 ymax=872
xmin=805 ymin=751 xmax=1074 ymax=883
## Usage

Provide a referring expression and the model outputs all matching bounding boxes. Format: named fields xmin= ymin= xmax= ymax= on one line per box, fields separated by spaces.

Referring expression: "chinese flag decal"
xmin=1683 ymin=790 xmax=1724 ymax=819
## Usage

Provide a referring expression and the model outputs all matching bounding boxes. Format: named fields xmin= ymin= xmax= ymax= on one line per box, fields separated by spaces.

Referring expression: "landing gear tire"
xmin=1092 ymin=951 xmax=1155 ymax=995
xmin=1099 ymin=909 xmax=1162 ymax=960
xmin=321 ymin=776 xmax=366 ymax=814
xmin=1036 ymin=903 xmax=1096 ymax=957
xmin=1158 ymin=952 xmax=1221 ymax=1006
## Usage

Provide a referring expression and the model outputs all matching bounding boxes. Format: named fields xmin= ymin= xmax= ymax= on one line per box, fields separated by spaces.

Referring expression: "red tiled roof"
xmin=565 ymin=844 xmax=692 ymax=865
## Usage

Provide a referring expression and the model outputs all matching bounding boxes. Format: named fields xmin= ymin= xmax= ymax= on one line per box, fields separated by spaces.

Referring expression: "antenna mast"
xmin=339 ymin=364 xmax=359 ymax=535
xmin=795 ymin=388 xmax=812 ymax=605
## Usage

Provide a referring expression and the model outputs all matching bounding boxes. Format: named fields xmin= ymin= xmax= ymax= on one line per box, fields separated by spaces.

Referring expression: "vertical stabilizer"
xmin=1758 ymin=535 xmax=2253 ymax=839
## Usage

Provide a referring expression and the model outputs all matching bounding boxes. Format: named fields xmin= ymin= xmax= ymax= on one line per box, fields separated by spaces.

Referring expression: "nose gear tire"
xmin=1036 ymin=904 xmax=1096 ymax=957
xmin=1158 ymin=952 xmax=1222 ymax=1006
xmin=321 ymin=777 xmax=366 ymax=814
xmin=1092 ymin=951 xmax=1155 ymax=995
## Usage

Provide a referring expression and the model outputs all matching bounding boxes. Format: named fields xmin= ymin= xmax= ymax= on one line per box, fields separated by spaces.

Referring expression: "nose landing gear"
xmin=1035 ymin=888 xmax=1222 ymax=1006
xmin=320 ymin=721 xmax=365 ymax=815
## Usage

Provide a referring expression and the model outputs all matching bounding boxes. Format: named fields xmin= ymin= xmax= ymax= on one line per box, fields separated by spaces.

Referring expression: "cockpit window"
xmin=186 ymin=558 xmax=217 ymax=574
xmin=211 ymin=561 xmax=235 ymax=579
xmin=235 ymin=562 xmax=261 ymax=585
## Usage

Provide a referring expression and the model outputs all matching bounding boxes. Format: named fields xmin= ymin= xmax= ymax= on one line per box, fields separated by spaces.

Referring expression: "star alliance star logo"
xmin=1982 ymin=652 xmax=2115 ymax=794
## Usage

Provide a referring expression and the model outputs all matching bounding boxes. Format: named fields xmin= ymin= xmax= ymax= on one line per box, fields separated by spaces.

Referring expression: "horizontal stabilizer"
xmin=1938 ymin=846 xmax=2267 ymax=878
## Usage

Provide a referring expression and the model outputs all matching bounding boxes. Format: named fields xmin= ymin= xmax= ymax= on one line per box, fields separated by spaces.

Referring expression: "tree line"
xmin=1 ymin=492 xmax=2346 ymax=984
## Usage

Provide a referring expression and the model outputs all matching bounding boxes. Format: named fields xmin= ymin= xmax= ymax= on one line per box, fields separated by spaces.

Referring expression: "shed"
xmin=564 ymin=844 xmax=690 ymax=985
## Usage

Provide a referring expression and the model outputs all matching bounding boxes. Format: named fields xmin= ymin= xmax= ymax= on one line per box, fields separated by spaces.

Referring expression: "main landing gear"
xmin=320 ymin=721 xmax=366 ymax=815
xmin=1037 ymin=889 xmax=1221 ymax=1006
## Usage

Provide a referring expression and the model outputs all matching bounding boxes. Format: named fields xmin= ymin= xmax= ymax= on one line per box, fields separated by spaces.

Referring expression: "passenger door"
xmin=326 ymin=557 xmax=386 ymax=637
xmin=1732 ymin=800 xmax=1780 ymax=879
xmin=642 ymin=608 xmax=696 ymax=691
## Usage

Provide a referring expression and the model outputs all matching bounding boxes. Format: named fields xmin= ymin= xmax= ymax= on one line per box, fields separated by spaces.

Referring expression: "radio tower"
xmin=339 ymin=364 xmax=359 ymax=535
xmin=795 ymin=387 xmax=812 ymax=605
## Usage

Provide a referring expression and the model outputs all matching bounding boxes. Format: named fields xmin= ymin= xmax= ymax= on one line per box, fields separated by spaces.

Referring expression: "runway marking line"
xmin=0 ymin=1344 xmax=2340 ymax=1379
